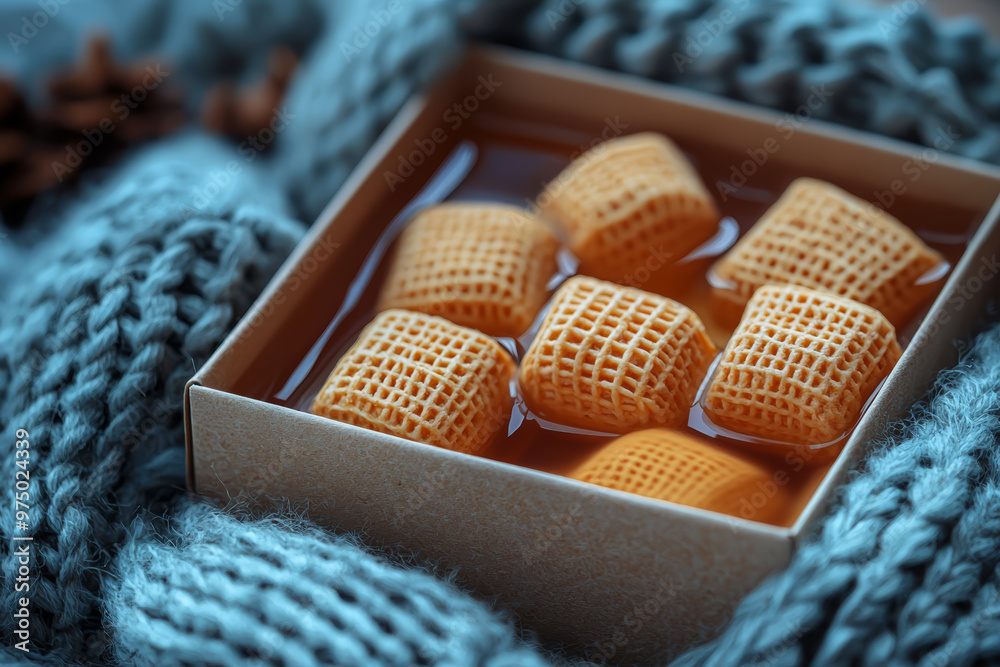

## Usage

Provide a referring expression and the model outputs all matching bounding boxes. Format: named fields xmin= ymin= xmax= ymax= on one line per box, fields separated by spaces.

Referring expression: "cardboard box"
xmin=185 ymin=46 xmax=1000 ymax=664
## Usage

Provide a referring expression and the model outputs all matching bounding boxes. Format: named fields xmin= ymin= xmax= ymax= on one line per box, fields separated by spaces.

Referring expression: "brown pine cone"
xmin=0 ymin=36 xmax=188 ymax=223
xmin=201 ymin=46 xmax=298 ymax=143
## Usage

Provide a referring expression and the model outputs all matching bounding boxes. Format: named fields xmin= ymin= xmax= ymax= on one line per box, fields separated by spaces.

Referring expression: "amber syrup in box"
xmin=231 ymin=109 xmax=985 ymax=528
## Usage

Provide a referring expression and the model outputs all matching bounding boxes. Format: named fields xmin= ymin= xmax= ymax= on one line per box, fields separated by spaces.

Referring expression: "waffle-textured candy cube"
xmin=378 ymin=203 xmax=559 ymax=337
xmin=570 ymin=429 xmax=778 ymax=518
xmin=311 ymin=310 xmax=516 ymax=455
xmin=519 ymin=276 xmax=717 ymax=432
xmin=711 ymin=178 xmax=945 ymax=325
xmin=704 ymin=285 xmax=902 ymax=446
xmin=537 ymin=132 xmax=719 ymax=280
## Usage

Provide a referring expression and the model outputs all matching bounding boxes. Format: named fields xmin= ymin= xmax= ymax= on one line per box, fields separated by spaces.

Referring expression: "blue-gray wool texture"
xmin=1 ymin=0 xmax=1000 ymax=665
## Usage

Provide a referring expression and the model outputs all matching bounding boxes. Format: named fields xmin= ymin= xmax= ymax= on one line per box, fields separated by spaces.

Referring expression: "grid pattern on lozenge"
xmin=712 ymin=178 xmax=944 ymax=324
xmin=571 ymin=429 xmax=771 ymax=515
xmin=519 ymin=276 xmax=717 ymax=432
xmin=537 ymin=133 xmax=718 ymax=273
xmin=312 ymin=310 xmax=515 ymax=455
xmin=378 ymin=203 xmax=559 ymax=337
xmin=704 ymin=285 xmax=902 ymax=446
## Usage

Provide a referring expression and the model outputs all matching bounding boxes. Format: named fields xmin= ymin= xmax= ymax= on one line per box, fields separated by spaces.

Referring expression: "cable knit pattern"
xmin=275 ymin=0 xmax=1000 ymax=222
xmin=0 ymin=136 xmax=304 ymax=662
xmin=1 ymin=0 xmax=1000 ymax=665
xmin=512 ymin=0 xmax=1000 ymax=161
xmin=107 ymin=503 xmax=555 ymax=667
xmin=278 ymin=0 xmax=469 ymax=217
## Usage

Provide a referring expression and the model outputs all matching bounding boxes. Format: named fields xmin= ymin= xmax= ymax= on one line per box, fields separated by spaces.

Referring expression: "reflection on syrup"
xmin=272 ymin=142 xmax=481 ymax=405
xmin=684 ymin=354 xmax=892 ymax=457
xmin=244 ymin=110 xmax=988 ymax=528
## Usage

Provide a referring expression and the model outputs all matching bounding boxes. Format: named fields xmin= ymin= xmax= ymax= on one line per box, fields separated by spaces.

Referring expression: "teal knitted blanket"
xmin=2 ymin=1 xmax=1000 ymax=665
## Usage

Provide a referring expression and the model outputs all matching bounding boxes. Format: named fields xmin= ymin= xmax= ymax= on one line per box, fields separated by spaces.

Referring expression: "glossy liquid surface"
xmin=232 ymin=110 xmax=988 ymax=527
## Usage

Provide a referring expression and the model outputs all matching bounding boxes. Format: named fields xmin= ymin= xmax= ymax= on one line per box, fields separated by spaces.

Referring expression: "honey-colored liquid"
xmin=233 ymin=109 xmax=988 ymax=527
